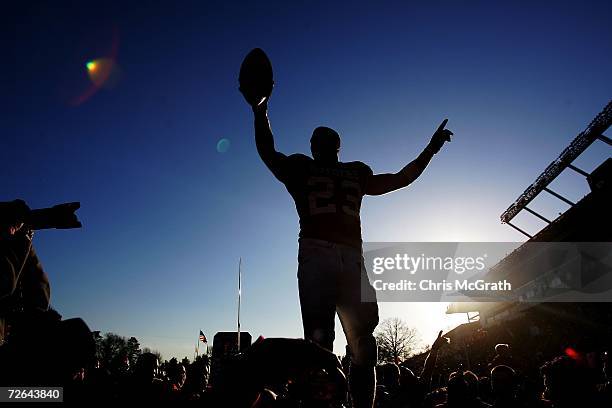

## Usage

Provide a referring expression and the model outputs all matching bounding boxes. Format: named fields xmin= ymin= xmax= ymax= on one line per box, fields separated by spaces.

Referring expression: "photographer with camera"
xmin=0 ymin=199 xmax=51 ymax=345
xmin=0 ymin=199 xmax=91 ymax=389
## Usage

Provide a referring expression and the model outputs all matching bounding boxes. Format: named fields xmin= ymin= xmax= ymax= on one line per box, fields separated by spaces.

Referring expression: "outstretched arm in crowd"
xmin=420 ymin=330 xmax=450 ymax=387
xmin=365 ymin=119 xmax=454 ymax=196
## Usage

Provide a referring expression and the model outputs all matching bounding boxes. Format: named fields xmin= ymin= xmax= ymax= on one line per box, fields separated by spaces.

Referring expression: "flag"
xmin=199 ymin=330 xmax=207 ymax=343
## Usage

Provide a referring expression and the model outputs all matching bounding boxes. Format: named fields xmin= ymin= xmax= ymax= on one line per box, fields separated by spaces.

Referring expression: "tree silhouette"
xmin=93 ymin=331 xmax=103 ymax=362
xmin=126 ymin=336 xmax=141 ymax=368
xmin=375 ymin=317 xmax=420 ymax=363
xmin=142 ymin=347 xmax=163 ymax=363
xmin=100 ymin=333 xmax=128 ymax=368
xmin=92 ymin=332 xmax=142 ymax=370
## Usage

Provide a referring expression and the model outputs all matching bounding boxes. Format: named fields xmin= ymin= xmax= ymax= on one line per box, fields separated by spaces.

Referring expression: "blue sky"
xmin=5 ymin=0 xmax=611 ymax=359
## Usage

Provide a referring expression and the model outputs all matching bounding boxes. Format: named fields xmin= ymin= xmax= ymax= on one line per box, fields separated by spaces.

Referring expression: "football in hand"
xmin=239 ymin=48 xmax=274 ymax=107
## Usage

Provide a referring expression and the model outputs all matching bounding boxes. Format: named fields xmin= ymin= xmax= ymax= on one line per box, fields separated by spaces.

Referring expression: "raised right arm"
xmin=420 ymin=330 xmax=449 ymax=387
xmin=253 ymin=102 xmax=288 ymax=181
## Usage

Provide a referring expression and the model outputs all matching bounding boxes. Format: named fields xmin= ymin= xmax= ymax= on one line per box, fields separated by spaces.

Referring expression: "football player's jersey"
xmin=276 ymin=154 xmax=372 ymax=248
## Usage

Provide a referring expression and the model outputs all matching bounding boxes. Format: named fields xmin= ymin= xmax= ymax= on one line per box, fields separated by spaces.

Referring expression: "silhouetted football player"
xmin=248 ymin=99 xmax=453 ymax=408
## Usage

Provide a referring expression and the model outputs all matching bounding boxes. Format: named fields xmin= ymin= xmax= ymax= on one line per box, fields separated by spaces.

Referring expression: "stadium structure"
xmin=440 ymin=101 xmax=612 ymax=367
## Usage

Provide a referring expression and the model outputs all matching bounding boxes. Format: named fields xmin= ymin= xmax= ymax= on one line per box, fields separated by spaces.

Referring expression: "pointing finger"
xmin=437 ymin=119 xmax=448 ymax=132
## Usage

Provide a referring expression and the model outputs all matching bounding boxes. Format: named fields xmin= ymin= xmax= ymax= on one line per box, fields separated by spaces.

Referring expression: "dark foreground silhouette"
xmin=2 ymin=196 xmax=612 ymax=407
xmin=1 ymin=301 xmax=612 ymax=408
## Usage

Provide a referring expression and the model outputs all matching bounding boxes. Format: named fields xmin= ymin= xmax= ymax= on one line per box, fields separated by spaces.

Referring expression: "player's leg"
xmin=297 ymin=239 xmax=339 ymax=351
xmin=337 ymin=246 xmax=379 ymax=408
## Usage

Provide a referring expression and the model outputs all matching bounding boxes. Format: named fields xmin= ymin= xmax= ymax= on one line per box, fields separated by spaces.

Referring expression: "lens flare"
xmin=565 ymin=347 xmax=580 ymax=360
xmin=216 ymin=138 xmax=231 ymax=153
xmin=71 ymin=26 xmax=121 ymax=106
xmin=86 ymin=58 xmax=117 ymax=88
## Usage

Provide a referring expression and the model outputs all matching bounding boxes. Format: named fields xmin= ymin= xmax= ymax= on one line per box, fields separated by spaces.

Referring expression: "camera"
xmin=0 ymin=200 xmax=82 ymax=230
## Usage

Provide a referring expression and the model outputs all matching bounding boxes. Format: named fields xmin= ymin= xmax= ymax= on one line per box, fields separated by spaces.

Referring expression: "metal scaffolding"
xmin=501 ymin=101 xmax=612 ymax=232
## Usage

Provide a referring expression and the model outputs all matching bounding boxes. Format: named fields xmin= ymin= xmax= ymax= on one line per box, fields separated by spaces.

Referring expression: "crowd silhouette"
xmin=1 ymin=295 xmax=611 ymax=407
xmin=1 ymin=203 xmax=612 ymax=406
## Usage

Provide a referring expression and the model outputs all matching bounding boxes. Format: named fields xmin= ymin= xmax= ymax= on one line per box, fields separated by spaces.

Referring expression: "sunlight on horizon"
xmin=332 ymin=301 xmax=469 ymax=356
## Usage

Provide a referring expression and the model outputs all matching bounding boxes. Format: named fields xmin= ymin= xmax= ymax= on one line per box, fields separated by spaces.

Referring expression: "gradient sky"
xmin=5 ymin=0 xmax=611 ymax=360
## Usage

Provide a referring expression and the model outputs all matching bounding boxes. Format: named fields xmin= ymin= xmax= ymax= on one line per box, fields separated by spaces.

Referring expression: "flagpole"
xmin=194 ymin=338 xmax=198 ymax=361
xmin=237 ymin=257 xmax=242 ymax=353
xmin=196 ymin=329 xmax=200 ymax=358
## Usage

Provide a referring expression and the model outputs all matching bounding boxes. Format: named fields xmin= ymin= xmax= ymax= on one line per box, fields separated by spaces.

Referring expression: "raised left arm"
xmin=365 ymin=119 xmax=453 ymax=196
